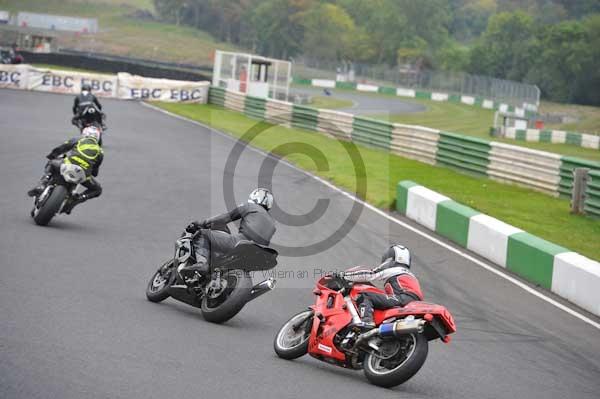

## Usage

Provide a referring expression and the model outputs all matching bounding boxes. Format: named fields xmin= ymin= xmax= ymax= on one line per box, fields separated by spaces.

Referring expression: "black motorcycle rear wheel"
xmin=200 ymin=269 xmax=252 ymax=323
xmin=33 ymin=185 xmax=67 ymax=226
xmin=363 ymin=332 xmax=428 ymax=388
xmin=146 ymin=260 xmax=174 ymax=303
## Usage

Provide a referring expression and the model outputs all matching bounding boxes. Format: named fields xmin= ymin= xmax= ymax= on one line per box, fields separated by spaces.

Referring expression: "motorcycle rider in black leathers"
xmin=72 ymin=83 xmax=105 ymax=129
xmin=27 ymin=126 xmax=104 ymax=214
xmin=178 ymin=188 xmax=276 ymax=285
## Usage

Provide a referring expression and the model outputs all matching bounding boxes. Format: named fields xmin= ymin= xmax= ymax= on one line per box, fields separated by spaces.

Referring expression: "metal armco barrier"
xmin=210 ymin=87 xmax=600 ymax=200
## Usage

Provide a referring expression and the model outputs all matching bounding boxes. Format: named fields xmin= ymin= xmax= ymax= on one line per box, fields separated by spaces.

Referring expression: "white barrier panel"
xmin=356 ymin=84 xmax=379 ymax=92
xmin=0 ymin=64 xmax=30 ymax=90
xmin=117 ymin=73 xmax=209 ymax=103
xmin=28 ymin=68 xmax=117 ymax=97
xmin=311 ymin=79 xmax=336 ymax=88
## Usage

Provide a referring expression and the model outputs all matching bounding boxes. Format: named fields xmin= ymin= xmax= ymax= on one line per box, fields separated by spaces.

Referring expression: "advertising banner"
xmin=117 ymin=73 xmax=209 ymax=103
xmin=27 ymin=68 xmax=118 ymax=98
xmin=0 ymin=64 xmax=30 ymax=90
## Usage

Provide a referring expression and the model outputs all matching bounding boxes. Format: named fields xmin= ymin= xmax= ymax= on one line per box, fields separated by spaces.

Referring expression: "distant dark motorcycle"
xmin=146 ymin=224 xmax=278 ymax=323
xmin=73 ymin=106 xmax=107 ymax=145
xmin=30 ymin=157 xmax=87 ymax=226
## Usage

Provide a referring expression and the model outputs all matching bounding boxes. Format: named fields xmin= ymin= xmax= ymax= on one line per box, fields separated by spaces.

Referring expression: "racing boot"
xmin=178 ymin=255 xmax=210 ymax=286
xmin=27 ymin=174 xmax=51 ymax=197
xmin=61 ymin=193 xmax=87 ymax=215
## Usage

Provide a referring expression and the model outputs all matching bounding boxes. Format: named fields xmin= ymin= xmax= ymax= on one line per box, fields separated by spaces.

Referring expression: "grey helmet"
xmin=248 ymin=188 xmax=274 ymax=210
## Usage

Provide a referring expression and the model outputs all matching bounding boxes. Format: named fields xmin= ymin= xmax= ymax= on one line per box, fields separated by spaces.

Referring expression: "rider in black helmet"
xmin=178 ymin=188 xmax=276 ymax=285
xmin=72 ymin=83 xmax=104 ymax=129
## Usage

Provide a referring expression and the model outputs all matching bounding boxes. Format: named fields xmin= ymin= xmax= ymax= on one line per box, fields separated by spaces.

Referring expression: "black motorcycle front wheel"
xmin=33 ymin=185 xmax=67 ymax=226
xmin=146 ymin=260 xmax=174 ymax=303
xmin=200 ymin=269 xmax=252 ymax=323
xmin=274 ymin=310 xmax=313 ymax=360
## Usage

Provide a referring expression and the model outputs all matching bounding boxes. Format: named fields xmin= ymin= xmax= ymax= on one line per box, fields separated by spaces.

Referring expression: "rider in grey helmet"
xmin=178 ymin=188 xmax=276 ymax=285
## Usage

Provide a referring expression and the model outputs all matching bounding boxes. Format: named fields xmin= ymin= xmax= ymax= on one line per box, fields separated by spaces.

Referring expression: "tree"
xmin=528 ymin=19 xmax=590 ymax=102
xmin=300 ymin=3 xmax=358 ymax=62
xmin=468 ymin=11 xmax=538 ymax=81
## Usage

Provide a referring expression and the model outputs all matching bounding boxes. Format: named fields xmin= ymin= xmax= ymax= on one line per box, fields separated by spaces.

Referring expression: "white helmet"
xmin=248 ymin=188 xmax=274 ymax=210
xmin=381 ymin=244 xmax=411 ymax=269
xmin=81 ymin=125 xmax=101 ymax=141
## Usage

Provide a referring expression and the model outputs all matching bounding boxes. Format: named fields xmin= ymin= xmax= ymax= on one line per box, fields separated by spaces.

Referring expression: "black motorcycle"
xmin=30 ymin=158 xmax=86 ymax=226
xmin=146 ymin=225 xmax=278 ymax=323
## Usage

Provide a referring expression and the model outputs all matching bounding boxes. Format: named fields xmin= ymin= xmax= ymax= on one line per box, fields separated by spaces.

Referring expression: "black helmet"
xmin=81 ymin=83 xmax=92 ymax=92
xmin=381 ymin=244 xmax=411 ymax=268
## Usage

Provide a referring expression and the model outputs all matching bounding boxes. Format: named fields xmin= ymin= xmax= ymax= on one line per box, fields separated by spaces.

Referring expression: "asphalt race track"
xmin=1 ymin=89 xmax=599 ymax=399
xmin=292 ymin=86 xmax=425 ymax=115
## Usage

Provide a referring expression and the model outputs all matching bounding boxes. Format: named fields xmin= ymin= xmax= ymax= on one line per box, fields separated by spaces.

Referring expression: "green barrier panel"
xmin=506 ymin=232 xmax=567 ymax=290
xmin=244 ymin=95 xmax=266 ymax=120
xmin=515 ymin=129 xmax=526 ymax=141
xmin=566 ymin=132 xmax=583 ymax=147
xmin=396 ymin=181 xmax=419 ymax=214
xmin=474 ymin=97 xmax=485 ymax=107
xmin=291 ymin=104 xmax=319 ymax=131
xmin=539 ymin=130 xmax=552 ymax=143
xmin=335 ymin=81 xmax=357 ymax=90
xmin=558 ymin=157 xmax=600 ymax=198
xmin=351 ymin=116 xmax=393 ymax=150
xmin=584 ymin=170 xmax=600 ymax=217
xmin=415 ymin=90 xmax=432 ymax=100
xmin=293 ymin=77 xmax=312 ymax=85
xmin=435 ymin=132 xmax=491 ymax=176
xmin=435 ymin=200 xmax=480 ymax=247
xmin=449 ymin=94 xmax=461 ymax=103
xmin=208 ymin=87 xmax=226 ymax=107
xmin=378 ymin=86 xmax=396 ymax=95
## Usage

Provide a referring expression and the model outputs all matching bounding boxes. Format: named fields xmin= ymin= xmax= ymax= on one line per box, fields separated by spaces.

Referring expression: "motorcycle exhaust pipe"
xmin=378 ymin=319 xmax=426 ymax=338
xmin=353 ymin=318 xmax=427 ymax=350
xmin=248 ymin=278 xmax=276 ymax=302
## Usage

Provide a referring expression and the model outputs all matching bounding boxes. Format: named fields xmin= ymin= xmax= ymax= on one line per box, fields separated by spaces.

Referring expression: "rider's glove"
xmin=185 ymin=221 xmax=202 ymax=234
xmin=199 ymin=219 xmax=212 ymax=229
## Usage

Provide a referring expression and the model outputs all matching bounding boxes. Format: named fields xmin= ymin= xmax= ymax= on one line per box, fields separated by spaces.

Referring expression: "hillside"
xmin=0 ymin=0 xmax=239 ymax=65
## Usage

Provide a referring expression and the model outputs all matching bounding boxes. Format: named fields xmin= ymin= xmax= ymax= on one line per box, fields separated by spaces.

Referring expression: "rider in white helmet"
xmin=179 ymin=188 xmax=276 ymax=285
xmin=343 ymin=244 xmax=424 ymax=329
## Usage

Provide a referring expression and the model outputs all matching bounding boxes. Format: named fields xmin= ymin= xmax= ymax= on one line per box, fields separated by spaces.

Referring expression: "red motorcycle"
xmin=274 ymin=268 xmax=456 ymax=388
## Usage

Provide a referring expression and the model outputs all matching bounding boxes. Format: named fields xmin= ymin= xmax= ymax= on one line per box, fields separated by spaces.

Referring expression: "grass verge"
xmin=153 ymin=102 xmax=600 ymax=261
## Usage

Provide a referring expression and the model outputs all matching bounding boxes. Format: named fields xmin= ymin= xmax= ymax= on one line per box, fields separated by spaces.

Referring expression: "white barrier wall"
xmin=0 ymin=64 xmax=209 ymax=104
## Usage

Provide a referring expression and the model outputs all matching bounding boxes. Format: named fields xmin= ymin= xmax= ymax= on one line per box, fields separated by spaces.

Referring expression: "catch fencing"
xmin=294 ymin=77 xmax=537 ymax=117
xmin=0 ymin=64 xmax=209 ymax=103
xmin=209 ymin=87 xmax=600 ymax=200
xmin=294 ymin=59 xmax=540 ymax=109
